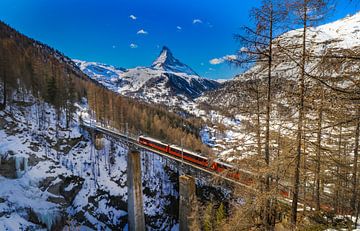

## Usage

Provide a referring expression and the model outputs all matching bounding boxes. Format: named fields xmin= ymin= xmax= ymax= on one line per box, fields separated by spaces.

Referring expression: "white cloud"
xmin=209 ymin=58 xmax=223 ymax=65
xmin=226 ymin=55 xmax=237 ymax=60
xmin=209 ymin=55 xmax=237 ymax=65
xmin=129 ymin=15 xmax=137 ymax=20
xmin=177 ymin=26 xmax=182 ymax=30
xmin=137 ymin=29 xmax=148 ymax=35
xmin=130 ymin=43 xmax=138 ymax=49
xmin=192 ymin=19 xmax=203 ymax=24
xmin=240 ymin=47 xmax=249 ymax=52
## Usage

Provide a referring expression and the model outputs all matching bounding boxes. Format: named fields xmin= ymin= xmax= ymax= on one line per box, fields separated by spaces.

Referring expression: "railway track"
xmin=82 ymin=122 xmax=255 ymax=190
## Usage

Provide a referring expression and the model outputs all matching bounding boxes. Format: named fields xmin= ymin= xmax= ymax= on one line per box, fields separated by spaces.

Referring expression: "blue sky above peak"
xmin=0 ymin=0 xmax=358 ymax=79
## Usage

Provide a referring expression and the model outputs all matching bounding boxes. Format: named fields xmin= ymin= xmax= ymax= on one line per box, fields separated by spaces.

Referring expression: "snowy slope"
xmin=195 ymin=11 xmax=360 ymax=161
xmin=208 ymin=11 xmax=360 ymax=105
xmin=0 ymin=93 xmax=181 ymax=230
xmin=73 ymin=60 xmax=126 ymax=90
xmin=75 ymin=47 xmax=221 ymax=108
xmin=283 ymin=11 xmax=360 ymax=50
xmin=0 ymin=91 xmax=232 ymax=230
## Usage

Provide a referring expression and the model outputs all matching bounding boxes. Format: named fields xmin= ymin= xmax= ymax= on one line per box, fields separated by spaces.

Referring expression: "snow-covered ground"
xmin=0 ymin=94 xmax=182 ymax=230
xmin=0 ymin=92 xmax=233 ymax=230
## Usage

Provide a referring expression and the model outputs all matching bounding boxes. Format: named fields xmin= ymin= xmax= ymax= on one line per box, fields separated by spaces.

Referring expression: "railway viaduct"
xmin=82 ymin=122 xmax=299 ymax=230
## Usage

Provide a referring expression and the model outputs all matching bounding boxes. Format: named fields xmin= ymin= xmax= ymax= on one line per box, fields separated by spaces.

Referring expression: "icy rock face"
xmin=15 ymin=156 xmax=28 ymax=178
xmin=23 ymin=157 xmax=28 ymax=172
xmin=0 ymin=155 xmax=28 ymax=179
xmin=35 ymin=209 xmax=62 ymax=230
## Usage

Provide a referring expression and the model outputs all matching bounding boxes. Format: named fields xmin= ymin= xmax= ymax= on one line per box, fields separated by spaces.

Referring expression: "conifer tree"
xmin=233 ymin=0 xmax=287 ymax=228
xmin=215 ymin=203 xmax=225 ymax=228
xmin=203 ymin=203 xmax=213 ymax=231
xmin=46 ymin=74 xmax=57 ymax=106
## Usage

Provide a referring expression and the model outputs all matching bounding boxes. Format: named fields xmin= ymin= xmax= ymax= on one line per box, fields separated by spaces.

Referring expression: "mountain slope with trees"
xmin=199 ymin=4 xmax=360 ymax=230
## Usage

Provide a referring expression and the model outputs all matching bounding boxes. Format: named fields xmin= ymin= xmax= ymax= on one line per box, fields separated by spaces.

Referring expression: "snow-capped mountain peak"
xmin=75 ymin=46 xmax=221 ymax=110
xmin=151 ymin=46 xmax=199 ymax=76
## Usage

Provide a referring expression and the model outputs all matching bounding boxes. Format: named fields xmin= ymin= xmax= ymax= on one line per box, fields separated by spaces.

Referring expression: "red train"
xmin=138 ymin=135 xmax=292 ymax=199
xmin=138 ymin=135 xmax=254 ymax=187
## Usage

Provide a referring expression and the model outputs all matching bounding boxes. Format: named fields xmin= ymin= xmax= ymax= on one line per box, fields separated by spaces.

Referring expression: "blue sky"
xmin=0 ymin=0 xmax=359 ymax=79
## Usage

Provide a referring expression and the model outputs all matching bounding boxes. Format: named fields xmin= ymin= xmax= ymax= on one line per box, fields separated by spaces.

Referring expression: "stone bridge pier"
xmin=126 ymin=149 xmax=199 ymax=231
xmin=179 ymin=175 xmax=199 ymax=231
xmin=127 ymin=149 xmax=145 ymax=231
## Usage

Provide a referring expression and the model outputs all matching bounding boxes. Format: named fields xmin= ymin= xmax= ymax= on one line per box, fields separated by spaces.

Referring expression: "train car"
xmin=211 ymin=160 xmax=240 ymax=180
xmin=137 ymin=136 xmax=259 ymax=189
xmin=211 ymin=160 xmax=256 ymax=185
xmin=211 ymin=160 xmax=233 ymax=172
xmin=278 ymin=183 xmax=291 ymax=198
xmin=138 ymin=136 xmax=169 ymax=153
xmin=168 ymin=145 xmax=209 ymax=167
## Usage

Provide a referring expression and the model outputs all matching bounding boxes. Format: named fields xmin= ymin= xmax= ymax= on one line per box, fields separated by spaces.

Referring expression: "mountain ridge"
xmin=75 ymin=46 xmax=221 ymax=108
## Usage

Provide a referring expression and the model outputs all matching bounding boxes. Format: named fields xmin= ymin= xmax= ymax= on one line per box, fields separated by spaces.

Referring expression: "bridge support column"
xmin=179 ymin=175 xmax=198 ymax=231
xmin=127 ymin=150 xmax=145 ymax=231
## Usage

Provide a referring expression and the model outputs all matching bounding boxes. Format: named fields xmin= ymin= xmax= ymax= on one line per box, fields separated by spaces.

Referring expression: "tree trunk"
xmin=351 ymin=111 xmax=360 ymax=215
xmin=256 ymin=87 xmax=262 ymax=159
xmin=291 ymin=5 xmax=307 ymax=226
xmin=302 ymin=121 xmax=308 ymax=214
xmin=334 ymin=126 xmax=342 ymax=213
xmin=315 ymin=91 xmax=324 ymax=211
xmin=264 ymin=8 xmax=274 ymax=230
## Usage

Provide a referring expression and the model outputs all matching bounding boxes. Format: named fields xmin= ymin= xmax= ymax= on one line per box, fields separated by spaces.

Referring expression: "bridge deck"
xmin=82 ymin=122 xmax=254 ymax=190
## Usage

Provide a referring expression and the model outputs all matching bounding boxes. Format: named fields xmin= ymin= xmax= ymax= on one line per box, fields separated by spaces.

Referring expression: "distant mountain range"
xmin=74 ymin=47 xmax=221 ymax=107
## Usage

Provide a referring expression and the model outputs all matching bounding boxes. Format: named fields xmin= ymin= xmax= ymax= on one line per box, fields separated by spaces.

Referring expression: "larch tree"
xmin=232 ymin=0 xmax=287 ymax=229
xmin=285 ymin=0 xmax=332 ymax=225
